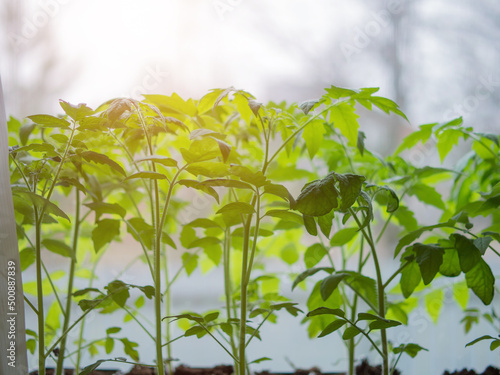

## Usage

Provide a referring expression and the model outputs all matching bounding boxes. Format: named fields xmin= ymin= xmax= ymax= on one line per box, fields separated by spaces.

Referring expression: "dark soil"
xmin=27 ymin=362 xmax=500 ymax=375
xmin=355 ymin=359 xmax=400 ymax=375
xmin=443 ymin=367 xmax=500 ymax=375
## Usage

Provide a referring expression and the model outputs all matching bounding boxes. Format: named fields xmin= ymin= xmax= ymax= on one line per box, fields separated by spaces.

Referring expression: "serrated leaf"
xmin=105 ymin=280 xmax=130 ymax=308
xmin=307 ymin=307 xmax=345 ymax=318
xmin=320 ymin=273 xmax=349 ymax=301
xmin=187 ymin=162 xmax=229 ymax=178
xmin=465 ymin=258 xmax=494 ymax=305
xmin=334 ymin=173 xmax=365 ymax=211
xmin=59 ymin=100 xmax=94 ymax=120
xmin=330 ymin=102 xmax=359 ymax=145
xmin=295 ymin=174 xmax=338 ymax=216
xmin=303 ymin=119 xmax=325 ymax=159
xmin=408 ymin=183 xmax=445 ymax=210
xmin=84 ymin=202 xmax=126 ymax=218
xmin=400 ymin=261 xmax=421 ymax=298
xmin=80 ymin=151 xmax=126 ymax=176
xmin=135 ymin=155 xmax=178 ymax=167
xmin=292 ymin=267 xmax=334 ymax=290
xmin=330 ymin=227 xmax=359 ymax=247
xmin=177 ymin=179 xmax=219 ymax=203
xmin=318 ymin=210 xmax=335 ymax=238
xmin=216 ymin=202 xmax=255 ymax=215
xmin=393 ymin=343 xmax=428 ymax=358
xmin=452 ymin=234 xmax=482 ymax=273
xmin=304 ymin=243 xmax=329 ymax=268
xmin=124 ymin=171 xmax=167 ymax=181
xmin=265 ymin=210 xmax=302 ymax=224
xmin=187 ymin=237 xmax=221 ymax=249
xmin=92 ymin=219 xmax=120 ymax=252
xmin=27 ymin=114 xmax=70 ymax=128
xmin=414 ymin=243 xmax=444 ymax=285
xmin=318 ymin=319 xmax=347 ymax=338
xmin=303 ymin=215 xmax=317 ymax=236
xmin=343 ymin=326 xmax=362 ymax=340
xmin=182 ymin=252 xmax=199 ymax=276
xmin=200 ymin=179 xmax=253 ymax=190
xmin=42 ymin=239 xmax=73 ymax=259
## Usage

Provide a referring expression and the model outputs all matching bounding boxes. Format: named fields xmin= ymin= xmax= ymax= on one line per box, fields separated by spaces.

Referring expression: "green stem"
xmin=223 ymin=228 xmax=239 ymax=373
xmin=34 ymin=211 xmax=45 ymax=375
xmin=165 ymin=259 xmax=173 ymax=375
xmin=348 ymin=236 xmax=364 ymax=375
xmin=56 ymin=189 xmax=81 ymax=375
xmin=349 ymin=209 xmax=388 ymax=375
xmin=238 ymin=216 xmax=252 ymax=375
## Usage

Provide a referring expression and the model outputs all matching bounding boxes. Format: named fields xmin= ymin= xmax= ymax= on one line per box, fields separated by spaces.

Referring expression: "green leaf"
xmin=27 ymin=114 xmax=70 ymax=128
xmin=42 ymin=239 xmax=73 ymax=259
xmin=265 ymin=210 xmax=303 ymax=224
xmin=216 ymin=202 xmax=255 ymax=215
xmin=201 ymin=179 xmax=254 ymax=190
xmin=177 ymin=179 xmax=220 ymax=203
xmin=473 ymin=237 xmax=493 ymax=255
xmin=230 ymin=165 xmax=267 ymax=187
xmin=59 ymin=100 xmax=94 ymax=120
xmin=12 ymin=190 xmax=70 ymax=221
xmin=304 ymin=243 xmax=329 ymax=268
xmin=307 ymin=307 xmax=345 ymax=318
xmin=373 ymin=185 xmax=399 ymax=213
xmin=204 ymin=312 xmax=220 ymax=322
xmin=182 ymin=252 xmax=199 ymax=276
xmin=79 ymin=359 xmax=109 ymax=375
xmin=124 ymin=171 xmax=167 ymax=181
xmin=393 ymin=343 xmax=428 ymax=358
xmin=425 ymin=289 xmax=444 ymax=323
xmin=330 ymin=102 xmax=359 ymax=145
xmin=292 ymin=267 xmax=334 ymax=290
xmin=80 ymin=151 xmax=126 ymax=176
xmin=369 ymin=319 xmax=401 ymax=330
xmin=105 ymin=337 xmax=114 ymax=354
xmin=120 ymin=337 xmax=139 ymax=361
xmin=407 ymin=184 xmax=445 ymax=210
xmin=330 ymin=227 xmax=359 ymax=247
xmin=105 ymin=280 xmax=130 ymax=308
xmin=414 ymin=243 xmax=444 ymax=285
xmin=295 ymin=174 xmax=338 ymax=216
xmin=439 ymin=248 xmax=461 ymax=277
xmin=299 ymin=99 xmax=320 ymax=115
xmin=324 ymin=86 xmax=358 ymax=99
xmin=303 ymin=215 xmax=317 ymax=236
xmin=342 ymin=326 xmax=362 ymax=340
xmin=465 ymin=335 xmax=496 ymax=348
xmin=452 ymin=234 xmax=482 ymax=273
xmin=318 ymin=319 xmax=347 ymax=338
xmin=187 ymin=237 xmax=221 ymax=249
xmin=263 ymin=183 xmax=293 ymax=203
xmin=135 ymin=155 xmax=178 ymax=167
xmin=19 ymin=248 xmax=36 ymax=271
xmin=335 ymin=173 xmax=365 ymax=211
xmin=436 ymin=129 xmax=462 ymax=162
xmin=318 ymin=210 xmax=335 ymax=238
xmin=320 ymin=273 xmax=348 ymax=301
xmin=249 ymin=357 xmax=272 ymax=364
xmin=187 ymin=162 xmax=229 ymax=178
xmin=400 ymin=261 xmax=421 ymax=298
xmin=92 ymin=219 xmax=121 ymax=252
xmin=394 ymin=222 xmax=455 ymax=258
xmin=186 ymin=218 xmax=221 ymax=229
xmin=394 ymin=123 xmax=434 ymax=155
xmin=281 ymin=244 xmax=299 ymax=265
xmin=491 ymin=340 xmax=500 ymax=351
xmin=465 ymin=258 xmax=494 ymax=305
xmin=106 ymin=327 xmax=121 ymax=335
xmin=303 ymin=119 xmax=325 ymax=159
xmin=357 ymin=131 xmax=366 ymax=156
xmin=84 ymin=202 xmax=126 ymax=218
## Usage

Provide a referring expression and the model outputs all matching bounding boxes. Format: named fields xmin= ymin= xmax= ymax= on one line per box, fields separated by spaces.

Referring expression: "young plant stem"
xmin=56 ymin=189 xmax=81 ymax=375
xmin=348 ymin=237 xmax=365 ymax=375
xmin=165 ymin=260 xmax=173 ymax=375
xmin=349 ymin=209 xmax=388 ymax=375
xmin=238 ymin=215 xmax=252 ymax=375
xmin=34 ymin=210 xmax=45 ymax=375
xmin=223 ymin=228 xmax=239 ymax=373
